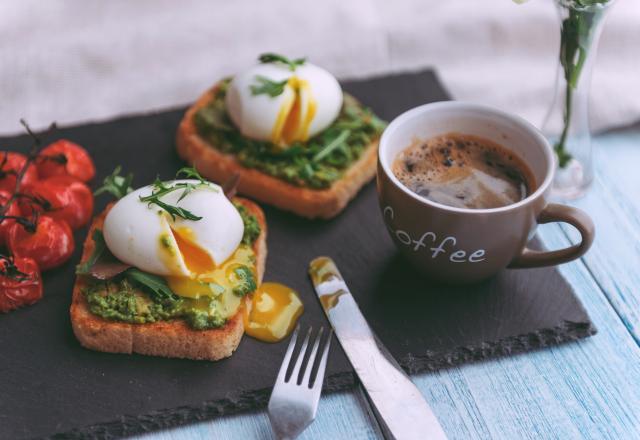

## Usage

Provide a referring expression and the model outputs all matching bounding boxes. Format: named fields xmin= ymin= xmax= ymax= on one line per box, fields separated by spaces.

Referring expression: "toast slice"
xmin=176 ymin=84 xmax=379 ymax=219
xmin=70 ymin=198 xmax=267 ymax=361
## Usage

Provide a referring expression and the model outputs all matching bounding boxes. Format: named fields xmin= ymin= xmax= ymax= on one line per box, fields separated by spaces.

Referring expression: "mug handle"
xmin=508 ymin=203 xmax=595 ymax=269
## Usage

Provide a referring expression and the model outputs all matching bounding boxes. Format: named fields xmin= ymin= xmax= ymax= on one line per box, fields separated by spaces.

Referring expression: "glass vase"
xmin=542 ymin=0 xmax=613 ymax=200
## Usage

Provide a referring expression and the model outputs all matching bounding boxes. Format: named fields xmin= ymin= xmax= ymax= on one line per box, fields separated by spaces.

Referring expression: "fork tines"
xmin=282 ymin=325 xmax=332 ymax=387
xmin=268 ymin=325 xmax=333 ymax=439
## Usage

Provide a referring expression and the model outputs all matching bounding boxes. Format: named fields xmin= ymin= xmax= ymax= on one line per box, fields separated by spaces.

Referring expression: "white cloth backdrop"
xmin=0 ymin=0 xmax=638 ymax=136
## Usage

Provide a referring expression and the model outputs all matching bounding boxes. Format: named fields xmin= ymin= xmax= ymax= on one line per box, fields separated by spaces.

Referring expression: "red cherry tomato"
xmin=0 ymin=256 xmax=43 ymax=313
xmin=0 ymin=190 xmax=22 ymax=246
xmin=20 ymin=176 xmax=93 ymax=230
xmin=7 ymin=215 xmax=74 ymax=270
xmin=0 ymin=152 xmax=38 ymax=193
xmin=37 ymin=140 xmax=95 ymax=182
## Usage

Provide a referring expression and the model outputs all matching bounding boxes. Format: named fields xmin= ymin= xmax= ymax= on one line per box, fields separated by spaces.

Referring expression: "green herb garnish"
xmin=76 ymin=229 xmax=107 ymax=275
xmin=258 ymin=53 xmax=306 ymax=71
xmin=139 ymin=167 xmax=213 ymax=221
xmin=76 ymin=229 xmax=132 ymax=279
xmin=125 ymin=268 xmax=180 ymax=302
xmin=231 ymin=265 xmax=257 ymax=297
xmin=176 ymin=166 xmax=206 ymax=183
xmin=140 ymin=180 xmax=203 ymax=221
xmin=312 ymin=129 xmax=350 ymax=162
xmin=250 ymin=75 xmax=289 ymax=97
xmin=94 ymin=166 xmax=134 ymax=199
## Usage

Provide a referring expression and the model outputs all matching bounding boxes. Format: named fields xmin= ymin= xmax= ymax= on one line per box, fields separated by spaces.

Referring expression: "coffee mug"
xmin=376 ymin=101 xmax=595 ymax=283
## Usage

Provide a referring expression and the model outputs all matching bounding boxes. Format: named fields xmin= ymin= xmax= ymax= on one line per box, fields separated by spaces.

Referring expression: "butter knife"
xmin=309 ymin=257 xmax=447 ymax=440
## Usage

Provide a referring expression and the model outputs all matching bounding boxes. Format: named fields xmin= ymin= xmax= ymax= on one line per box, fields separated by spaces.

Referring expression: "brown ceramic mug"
xmin=377 ymin=102 xmax=595 ymax=283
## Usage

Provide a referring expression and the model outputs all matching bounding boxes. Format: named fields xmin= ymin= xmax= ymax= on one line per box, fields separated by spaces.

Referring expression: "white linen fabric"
xmin=0 ymin=0 xmax=637 ymax=135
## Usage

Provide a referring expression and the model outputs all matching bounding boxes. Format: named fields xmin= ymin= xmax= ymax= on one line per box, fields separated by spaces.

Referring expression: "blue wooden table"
xmin=138 ymin=128 xmax=640 ymax=439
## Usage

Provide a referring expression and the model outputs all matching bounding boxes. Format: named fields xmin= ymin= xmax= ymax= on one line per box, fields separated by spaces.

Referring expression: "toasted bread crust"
xmin=70 ymin=198 xmax=267 ymax=361
xmin=176 ymin=84 xmax=379 ymax=219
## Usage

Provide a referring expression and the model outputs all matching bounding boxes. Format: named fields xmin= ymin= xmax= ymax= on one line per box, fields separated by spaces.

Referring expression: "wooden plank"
xmin=411 ymin=222 xmax=640 ymax=439
xmin=557 ymin=132 xmax=640 ymax=344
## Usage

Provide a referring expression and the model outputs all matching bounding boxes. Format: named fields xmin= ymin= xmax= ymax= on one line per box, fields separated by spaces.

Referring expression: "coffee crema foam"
xmin=392 ymin=133 xmax=536 ymax=209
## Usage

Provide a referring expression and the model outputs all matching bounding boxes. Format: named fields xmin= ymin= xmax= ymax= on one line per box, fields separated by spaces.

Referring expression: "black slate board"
xmin=0 ymin=70 xmax=595 ymax=439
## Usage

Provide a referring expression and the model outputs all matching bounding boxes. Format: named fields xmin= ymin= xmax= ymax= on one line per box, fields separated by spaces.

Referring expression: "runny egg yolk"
xmin=271 ymin=77 xmax=317 ymax=146
xmin=161 ymin=226 xmax=255 ymax=314
xmin=165 ymin=245 xmax=255 ymax=298
xmin=172 ymin=227 xmax=216 ymax=274
xmin=243 ymin=282 xmax=304 ymax=343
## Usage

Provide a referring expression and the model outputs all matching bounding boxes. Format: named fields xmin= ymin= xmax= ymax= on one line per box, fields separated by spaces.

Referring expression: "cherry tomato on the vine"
xmin=0 ymin=190 xmax=22 ymax=246
xmin=20 ymin=176 xmax=93 ymax=230
xmin=37 ymin=140 xmax=95 ymax=182
xmin=0 ymin=256 xmax=43 ymax=313
xmin=0 ymin=152 xmax=38 ymax=193
xmin=7 ymin=215 xmax=74 ymax=271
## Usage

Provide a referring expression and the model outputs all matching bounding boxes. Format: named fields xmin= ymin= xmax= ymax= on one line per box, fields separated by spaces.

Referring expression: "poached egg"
xmin=103 ymin=179 xmax=249 ymax=301
xmin=225 ymin=61 xmax=342 ymax=146
xmin=101 ymin=175 xmax=304 ymax=342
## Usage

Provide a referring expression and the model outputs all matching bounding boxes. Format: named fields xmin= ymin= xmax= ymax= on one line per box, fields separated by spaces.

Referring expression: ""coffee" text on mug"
xmin=383 ymin=206 xmax=486 ymax=263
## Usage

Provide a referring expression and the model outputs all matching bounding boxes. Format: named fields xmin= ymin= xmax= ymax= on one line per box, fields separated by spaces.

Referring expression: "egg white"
xmin=102 ymin=180 xmax=244 ymax=278
xmin=225 ymin=62 xmax=343 ymax=145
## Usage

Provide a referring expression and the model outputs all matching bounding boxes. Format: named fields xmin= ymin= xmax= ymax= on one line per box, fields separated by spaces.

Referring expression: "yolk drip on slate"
xmin=243 ymin=282 xmax=303 ymax=343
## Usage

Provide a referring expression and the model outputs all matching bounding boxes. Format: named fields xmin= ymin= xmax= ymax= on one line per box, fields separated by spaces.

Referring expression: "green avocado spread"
xmin=193 ymin=79 xmax=386 ymax=189
xmin=80 ymin=205 xmax=260 ymax=330
xmin=84 ymin=278 xmax=230 ymax=330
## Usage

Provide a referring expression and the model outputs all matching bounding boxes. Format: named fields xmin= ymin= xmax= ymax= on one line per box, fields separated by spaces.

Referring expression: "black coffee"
xmin=392 ymin=133 xmax=535 ymax=209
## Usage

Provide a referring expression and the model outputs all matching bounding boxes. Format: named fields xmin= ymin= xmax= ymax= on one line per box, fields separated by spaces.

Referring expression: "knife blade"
xmin=309 ymin=257 xmax=447 ymax=440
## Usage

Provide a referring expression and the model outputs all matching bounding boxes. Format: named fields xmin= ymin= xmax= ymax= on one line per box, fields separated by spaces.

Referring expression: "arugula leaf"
xmin=94 ymin=166 xmax=134 ymax=199
xmin=250 ymin=75 xmax=288 ymax=97
xmin=312 ymin=129 xmax=350 ymax=162
xmin=138 ymin=170 xmax=216 ymax=221
xmin=76 ymin=229 xmax=132 ymax=279
xmin=176 ymin=166 xmax=206 ymax=183
xmin=258 ymin=53 xmax=306 ymax=71
xmin=125 ymin=268 xmax=179 ymax=302
xmin=76 ymin=229 xmax=107 ymax=275
xmin=144 ymin=196 xmax=203 ymax=221
xmin=174 ymin=167 xmax=208 ymax=202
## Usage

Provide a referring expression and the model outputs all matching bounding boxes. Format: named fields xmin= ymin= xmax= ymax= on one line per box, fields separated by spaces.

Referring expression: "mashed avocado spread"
xmin=193 ymin=79 xmax=386 ymax=189
xmin=80 ymin=204 xmax=260 ymax=330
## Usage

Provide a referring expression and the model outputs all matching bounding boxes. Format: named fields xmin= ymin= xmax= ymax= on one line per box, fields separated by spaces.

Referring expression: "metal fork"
xmin=268 ymin=325 xmax=332 ymax=440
